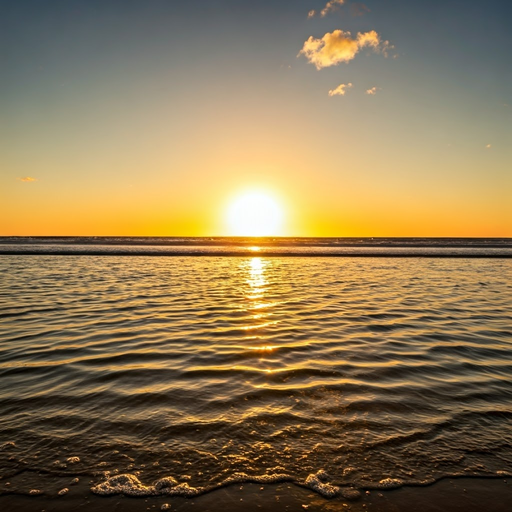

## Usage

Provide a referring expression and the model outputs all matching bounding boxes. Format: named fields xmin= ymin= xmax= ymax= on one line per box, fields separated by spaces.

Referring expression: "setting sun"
xmin=227 ymin=192 xmax=283 ymax=236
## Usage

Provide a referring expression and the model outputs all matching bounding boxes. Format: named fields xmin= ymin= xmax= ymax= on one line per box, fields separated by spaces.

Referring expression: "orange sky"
xmin=2 ymin=1 xmax=511 ymax=237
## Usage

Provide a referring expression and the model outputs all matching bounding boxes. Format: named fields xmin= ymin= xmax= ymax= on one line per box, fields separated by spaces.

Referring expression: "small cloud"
xmin=308 ymin=9 xmax=316 ymax=19
xmin=321 ymin=0 xmax=345 ymax=18
xmin=486 ymin=144 xmax=491 ymax=149
xmin=299 ymin=29 xmax=388 ymax=69
xmin=328 ymin=82 xmax=353 ymax=96
xmin=366 ymin=86 xmax=380 ymax=95
xmin=18 ymin=177 xmax=37 ymax=182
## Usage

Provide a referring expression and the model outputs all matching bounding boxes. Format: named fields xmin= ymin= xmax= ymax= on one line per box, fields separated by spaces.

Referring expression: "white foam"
xmin=67 ymin=456 xmax=80 ymax=464
xmin=91 ymin=474 xmax=202 ymax=497
xmin=377 ymin=478 xmax=404 ymax=489
xmin=304 ymin=471 xmax=340 ymax=498
xmin=89 ymin=469 xmax=413 ymax=501
xmin=167 ymin=483 xmax=200 ymax=497
xmin=91 ymin=474 xmax=154 ymax=497
xmin=220 ymin=472 xmax=293 ymax=486
xmin=58 ymin=488 xmax=69 ymax=496
xmin=154 ymin=476 xmax=178 ymax=491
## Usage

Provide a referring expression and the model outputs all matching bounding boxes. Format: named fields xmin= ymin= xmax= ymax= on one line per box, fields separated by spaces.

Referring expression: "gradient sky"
xmin=1 ymin=0 xmax=511 ymax=236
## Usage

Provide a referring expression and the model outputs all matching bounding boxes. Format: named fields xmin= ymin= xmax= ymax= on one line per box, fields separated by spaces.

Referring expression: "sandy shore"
xmin=1 ymin=477 xmax=511 ymax=512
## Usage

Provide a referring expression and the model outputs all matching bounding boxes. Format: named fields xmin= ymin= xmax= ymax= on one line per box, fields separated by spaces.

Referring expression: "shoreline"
xmin=1 ymin=477 xmax=511 ymax=512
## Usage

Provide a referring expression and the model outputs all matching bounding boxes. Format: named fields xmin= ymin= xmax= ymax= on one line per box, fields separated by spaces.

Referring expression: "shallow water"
xmin=1 ymin=254 xmax=512 ymax=500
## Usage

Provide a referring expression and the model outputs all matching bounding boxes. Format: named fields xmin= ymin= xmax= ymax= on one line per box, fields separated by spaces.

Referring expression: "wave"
xmin=1 ymin=236 xmax=511 ymax=257
xmin=1 ymin=245 xmax=512 ymax=258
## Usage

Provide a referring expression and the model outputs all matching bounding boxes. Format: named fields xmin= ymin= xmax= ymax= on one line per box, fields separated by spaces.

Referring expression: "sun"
xmin=227 ymin=191 xmax=283 ymax=236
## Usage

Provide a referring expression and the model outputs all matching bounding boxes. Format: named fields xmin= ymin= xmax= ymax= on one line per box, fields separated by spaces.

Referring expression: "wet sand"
xmin=1 ymin=478 xmax=511 ymax=512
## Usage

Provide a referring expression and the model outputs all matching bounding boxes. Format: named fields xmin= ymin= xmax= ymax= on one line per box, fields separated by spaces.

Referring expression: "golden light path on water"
xmin=243 ymin=257 xmax=281 ymax=374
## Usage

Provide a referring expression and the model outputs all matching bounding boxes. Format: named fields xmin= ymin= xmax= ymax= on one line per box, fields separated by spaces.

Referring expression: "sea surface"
xmin=1 ymin=238 xmax=512 ymax=505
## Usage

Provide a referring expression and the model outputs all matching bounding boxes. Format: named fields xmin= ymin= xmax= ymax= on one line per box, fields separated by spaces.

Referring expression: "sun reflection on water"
xmin=242 ymin=257 xmax=281 ymax=358
xmin=247 ymin=345 xmax=278 ymax=351
xmin=246 ymin=257 xmax=266 ymax=299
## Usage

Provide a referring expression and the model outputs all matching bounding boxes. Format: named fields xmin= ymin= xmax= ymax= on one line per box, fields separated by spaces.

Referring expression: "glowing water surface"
xmin=0 ymin=255 xmax=511 ymax=499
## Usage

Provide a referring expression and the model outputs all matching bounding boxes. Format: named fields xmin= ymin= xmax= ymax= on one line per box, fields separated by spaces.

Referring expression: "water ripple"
xmin=0 ymin=255 xmax=511 ymax=495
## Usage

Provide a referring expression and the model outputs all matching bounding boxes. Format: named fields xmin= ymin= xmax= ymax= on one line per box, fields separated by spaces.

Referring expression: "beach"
xmin=2 ymin=478 xmax=512 ymax=511
xmin=1 ymin=239 xmax=511 ymax=511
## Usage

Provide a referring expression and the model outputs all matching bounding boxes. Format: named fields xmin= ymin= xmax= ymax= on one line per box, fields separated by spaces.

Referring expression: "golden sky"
xmin=1 ymin=0 xmax=511 ymax=236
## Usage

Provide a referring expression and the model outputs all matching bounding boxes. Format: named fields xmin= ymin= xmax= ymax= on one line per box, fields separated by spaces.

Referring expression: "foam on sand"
xmin=91 ymin=472 xmax=295 ymax=498
xmin=304 ymin=470 xmax=339 ymax=498
xmin=91 ymin=469 xmax=381 ymax=499
xmin=91 ymin=474 xmax=202 ymax=497
xmin=377 ymin=478 xmax=404 ymax=489
xmin=218 ymin=472 xmax=294 ymax=487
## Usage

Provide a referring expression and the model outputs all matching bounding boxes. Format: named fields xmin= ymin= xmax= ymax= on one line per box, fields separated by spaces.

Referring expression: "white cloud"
xmin=18 ymin=177 xmax=37 ymax=182
xmin=321 ymin=0 xmax=345 ymax=17
xmin=328 ymin=83 xmax=353 ymax=96
xmin=309 ymin=1 xmax=371 ymax=19
xmin=299 ymin=29 xmax=386 ymax=69
xmin=486 ymin=144 xmax=491 ymax=149
xmin=366 ymin=86 xmax=379 ymax=95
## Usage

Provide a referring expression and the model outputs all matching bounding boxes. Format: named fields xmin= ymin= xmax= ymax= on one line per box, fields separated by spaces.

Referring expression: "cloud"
xmin=299 ymin=29 xmax=386 ymax=69
xmin=366 ymin=86 xmax=379 ymax=95
xmin=18 ymin=177 xmax=37 ymax=182
xmin=486 ymin=144 xmax=491 ymax=149
xmin=328 ymin=83 xmax=353 ymax=96
xmin=321 ymin=0 xmax=345 ymax=17
xmin=309 ymin=1 xmax=370 ymax=19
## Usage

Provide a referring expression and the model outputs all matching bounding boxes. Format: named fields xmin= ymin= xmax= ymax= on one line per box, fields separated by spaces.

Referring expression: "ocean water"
xmin=1 ymin=236 xmax=512 ymax=257
xmin=1 ymin=238 xmax=512 ymax=504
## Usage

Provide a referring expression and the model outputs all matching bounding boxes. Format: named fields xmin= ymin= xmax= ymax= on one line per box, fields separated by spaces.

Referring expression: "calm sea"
xmin=1 ymin=238 xmax=511 ymax=505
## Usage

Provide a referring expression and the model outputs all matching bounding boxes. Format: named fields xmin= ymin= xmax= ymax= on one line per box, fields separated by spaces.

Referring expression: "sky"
xmin=1 ymin=0 xmax=511 ymax=237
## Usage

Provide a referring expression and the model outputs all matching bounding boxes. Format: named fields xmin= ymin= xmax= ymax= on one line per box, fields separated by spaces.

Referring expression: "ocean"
xmin=1 ymin=237 xmax=511 ymax=511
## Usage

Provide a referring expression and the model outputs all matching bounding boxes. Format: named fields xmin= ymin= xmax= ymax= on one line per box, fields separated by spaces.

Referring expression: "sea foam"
xmin=91 ymin=474 xmax=202 ymax=497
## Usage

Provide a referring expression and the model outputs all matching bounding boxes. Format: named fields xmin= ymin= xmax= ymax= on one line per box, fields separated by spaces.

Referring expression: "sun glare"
xmin=227 ymin=192 xmax=283 ymax=236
